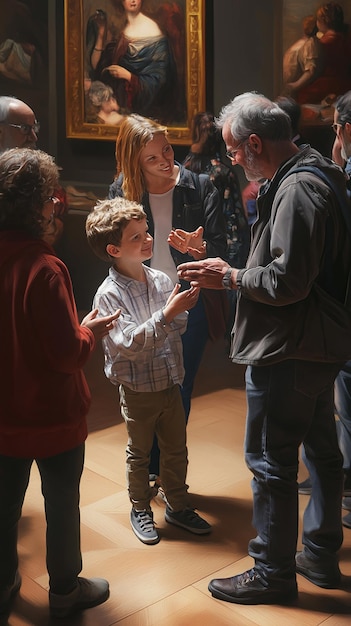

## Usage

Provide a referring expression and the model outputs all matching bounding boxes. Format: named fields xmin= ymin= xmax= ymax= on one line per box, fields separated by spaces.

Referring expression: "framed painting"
xmin=280 ymin=0 xmax=351 ymax=125
xmin=64 ymin=0 xmax=205 ymax=143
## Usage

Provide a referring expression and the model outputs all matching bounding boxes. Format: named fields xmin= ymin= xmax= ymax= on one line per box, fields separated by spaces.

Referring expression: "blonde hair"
xmin=115 ymin=114 xmax=167 ymax=202
xmin=86 ymin=197 xmax=146 ymax=261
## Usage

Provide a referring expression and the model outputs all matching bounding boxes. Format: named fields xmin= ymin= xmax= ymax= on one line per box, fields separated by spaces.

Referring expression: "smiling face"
xmin=139 ymin=133 xmax=175 ymax=190
xmin=115 ymin=217 xmax=153 ymax=265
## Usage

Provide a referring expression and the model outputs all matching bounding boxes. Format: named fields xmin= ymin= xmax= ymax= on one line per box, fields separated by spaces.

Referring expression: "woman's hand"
xmin=168 ymin=226 xmax=207 ymax=259
xmin=106 ymin=65 xmax=131 ymax=81
xmin=81 ymin=308 xmax=121 ymax=339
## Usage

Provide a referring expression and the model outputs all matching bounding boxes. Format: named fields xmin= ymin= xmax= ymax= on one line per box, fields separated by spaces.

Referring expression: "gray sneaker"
xmin=130 ymin=508 xmax=160 ymax=544
xmin=165 ymin=507 xmax=211 ymax=534
xmin=295 ymin=550 xmax=341 ymax=589
xmin=49 ymin=577 xmax=109 ymax=618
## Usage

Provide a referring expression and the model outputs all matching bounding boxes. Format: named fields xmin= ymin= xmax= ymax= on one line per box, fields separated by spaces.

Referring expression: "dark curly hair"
xmin=0 ymin=148 xmax=59 ymax=237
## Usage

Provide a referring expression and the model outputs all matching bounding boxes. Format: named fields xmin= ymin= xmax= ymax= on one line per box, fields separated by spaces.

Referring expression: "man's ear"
xmin=248 ymin=134 xmax=262 ymax=153
xmin=344 ymin=121 xmax=351 ymax=141
xmin=106 ymin=243 xmax=120 ymax=258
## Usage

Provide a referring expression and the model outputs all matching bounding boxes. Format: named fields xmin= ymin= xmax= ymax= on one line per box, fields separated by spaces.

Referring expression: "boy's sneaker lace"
xmin=130 ymin=508 xmax=160 ymax=544
xmin=165 ymin=507 xmax=211 ymax=534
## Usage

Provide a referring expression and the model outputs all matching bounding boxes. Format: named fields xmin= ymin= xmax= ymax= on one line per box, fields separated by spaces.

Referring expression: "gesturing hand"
xmin=177 ymin=257 xmax=238 ymax=290
xmin=81 ymin=308 xmax=121 ymax=339
xmin=168 ymin=226 xmax=206 ymax=259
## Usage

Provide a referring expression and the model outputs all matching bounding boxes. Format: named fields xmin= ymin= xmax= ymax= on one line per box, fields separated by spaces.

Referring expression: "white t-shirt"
xmin=149 ymin=186 xmax=178 ymax=285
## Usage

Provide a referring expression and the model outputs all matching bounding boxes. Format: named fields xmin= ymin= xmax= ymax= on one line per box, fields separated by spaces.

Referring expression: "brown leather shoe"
xmin=208 ymin=568 xmax=298 ymax=605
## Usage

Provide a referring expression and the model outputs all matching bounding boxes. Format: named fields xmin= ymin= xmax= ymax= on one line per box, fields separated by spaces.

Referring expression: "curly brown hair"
xmin=0 ymin=148 xmax=59 ymax=237
xmin=86 ymin=197 xmax=146 ymax=262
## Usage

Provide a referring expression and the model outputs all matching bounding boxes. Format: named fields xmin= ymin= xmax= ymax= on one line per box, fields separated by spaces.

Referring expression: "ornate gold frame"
xmin=64 ymin=0 xmax=205 ymax=143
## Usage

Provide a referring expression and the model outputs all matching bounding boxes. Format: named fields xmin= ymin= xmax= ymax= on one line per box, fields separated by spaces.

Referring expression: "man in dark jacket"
xmin=178 ymin=91 xmax=351 ymax=605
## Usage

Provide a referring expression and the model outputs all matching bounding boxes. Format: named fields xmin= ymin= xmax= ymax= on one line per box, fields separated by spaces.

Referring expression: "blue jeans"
xmin=334 ymin=360 xmax=351 ymax=476
xmin=149 ymin=294 xmax=209 ymax=476
xmin=0 ymin=444 xmax=84 ymax=593
xmin=245 ymin=360 xmax=343 ymax=584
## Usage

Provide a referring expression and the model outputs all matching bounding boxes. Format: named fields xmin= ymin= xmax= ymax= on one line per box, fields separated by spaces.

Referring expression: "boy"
xmin=86 ymin=198 xmax=211 ymax=544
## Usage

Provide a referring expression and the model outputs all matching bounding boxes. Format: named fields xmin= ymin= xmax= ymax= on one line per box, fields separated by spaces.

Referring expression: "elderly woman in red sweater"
xmin=0 ymin=148 xmax=119 ymax=620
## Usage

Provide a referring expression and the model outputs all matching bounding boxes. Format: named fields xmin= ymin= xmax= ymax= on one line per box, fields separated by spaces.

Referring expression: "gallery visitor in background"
xmin=183 ymin=110 xmax=249 ymax=343
xmin=0 ymin=95 xmax=67 ymax=246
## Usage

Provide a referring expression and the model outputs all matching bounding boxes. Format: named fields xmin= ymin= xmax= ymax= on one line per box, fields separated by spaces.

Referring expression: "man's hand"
xmin=177 ymin=257 xmax=238 ymax=290
xmin=168 ymin=226 xmax=206 ymax=259
xmin=81 ymin=308 xmax=121 ymax=339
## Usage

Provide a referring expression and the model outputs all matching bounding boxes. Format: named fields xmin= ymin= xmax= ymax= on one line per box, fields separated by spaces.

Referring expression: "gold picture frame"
xmin=64 ymin=0 xmax=205 ymax=143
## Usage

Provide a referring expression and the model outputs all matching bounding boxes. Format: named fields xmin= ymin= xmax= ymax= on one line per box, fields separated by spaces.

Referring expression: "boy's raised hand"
xmin=163 ymin=284 xmax=200 ymax=323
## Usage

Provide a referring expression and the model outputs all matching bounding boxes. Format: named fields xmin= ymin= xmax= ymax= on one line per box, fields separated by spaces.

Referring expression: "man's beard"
xmin=243 ymin=144 xmax=264 ymax=182
xmin=341 ymin=136 xmax=351 ymax=162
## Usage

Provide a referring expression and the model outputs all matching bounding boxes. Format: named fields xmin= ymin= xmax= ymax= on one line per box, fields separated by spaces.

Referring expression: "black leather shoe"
xmin=296 ymin=550 xmax=341 ymax=589
xmin=208 ymin=568 xmax=298 ymax=605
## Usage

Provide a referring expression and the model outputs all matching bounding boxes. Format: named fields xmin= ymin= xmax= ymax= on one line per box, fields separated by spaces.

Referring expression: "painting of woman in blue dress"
xmin=86 ymin=0 xmax=186 ymax=124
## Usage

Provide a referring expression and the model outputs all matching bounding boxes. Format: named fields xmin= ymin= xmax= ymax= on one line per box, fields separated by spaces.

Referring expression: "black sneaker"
xmin=208 ymin=568 xmax=297 ymax=605
xmin=295 ymin=550 xmax=341 ymax=588
xmin=165 ymin=507 xmax=211 ymax=534
xmin=298 ymin=477 xmax=312 ymax=495
xmin=342 ymin=511 xmax=351 ymax=528
xmin=130 ymin=508 xmax=160 ymax=545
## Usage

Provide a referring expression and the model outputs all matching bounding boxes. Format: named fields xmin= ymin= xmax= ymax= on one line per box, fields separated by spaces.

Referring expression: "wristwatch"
xmin=222 ymin=267 xmax=233 ymax=290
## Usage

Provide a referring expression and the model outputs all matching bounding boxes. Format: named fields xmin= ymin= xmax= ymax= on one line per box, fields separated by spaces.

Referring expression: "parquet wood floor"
xmin=6 ymin=338 xmax=351 ymax=625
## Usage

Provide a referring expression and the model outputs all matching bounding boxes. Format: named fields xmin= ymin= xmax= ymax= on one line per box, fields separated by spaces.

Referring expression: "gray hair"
xmin=216 ymin=92 xmax=292 ymax=142
xmin=335 ymin=90 xmax=351 ymax=126
xmin=0 ymin=96 xmax=20 ymax=123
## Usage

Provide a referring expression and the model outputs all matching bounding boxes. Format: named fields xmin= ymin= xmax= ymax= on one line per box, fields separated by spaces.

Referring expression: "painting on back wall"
xmin=280 ymin=0 xmax=351 ymax=126
xmin=0 ymin=0 xmax=50 ymax=151
xmin=65 ymin=0 xmax=206 ymax=143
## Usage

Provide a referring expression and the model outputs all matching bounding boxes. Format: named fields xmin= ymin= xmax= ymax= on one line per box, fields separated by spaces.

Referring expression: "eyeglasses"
xmin=0 ymin=121 xmax=40 ymax=135
xmin=226 ymin=139 xmax=247 ymax=161
xmin=332 ymin=122 xmax=343 ymax=134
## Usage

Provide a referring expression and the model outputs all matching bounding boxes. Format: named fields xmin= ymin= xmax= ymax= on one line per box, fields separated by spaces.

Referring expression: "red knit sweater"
xmin=0 ymin=231 xmax=95 ymax=458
